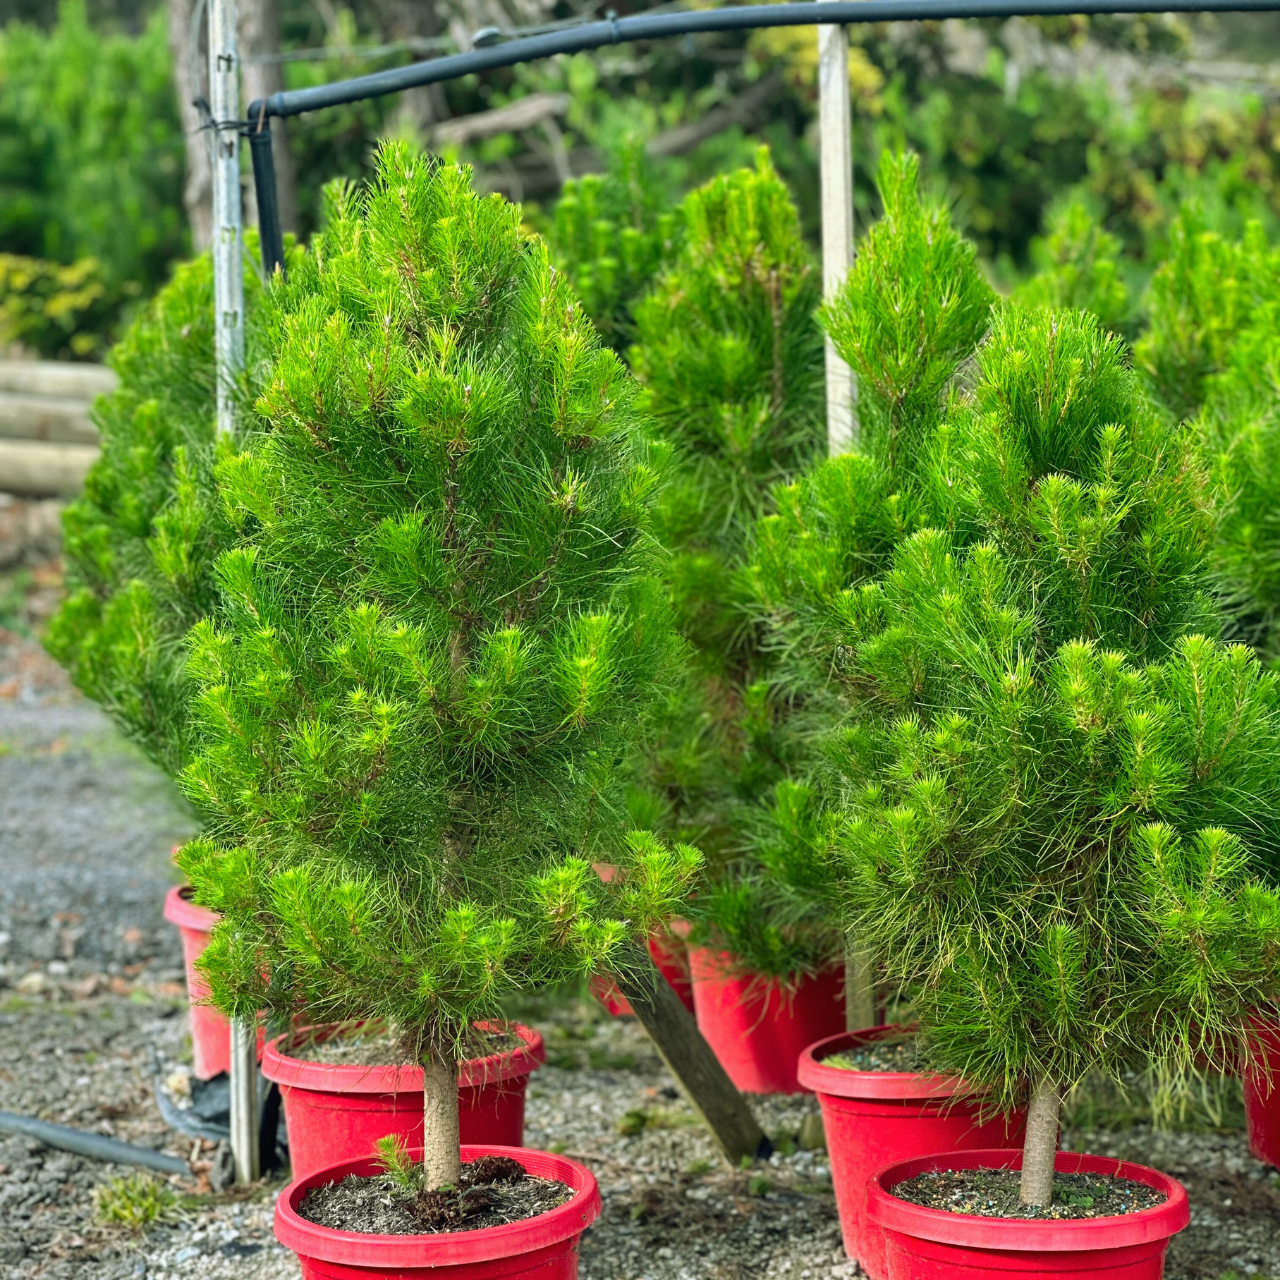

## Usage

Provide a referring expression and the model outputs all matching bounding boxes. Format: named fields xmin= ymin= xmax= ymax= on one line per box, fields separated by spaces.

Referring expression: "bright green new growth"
xmin=547 ymin=137 xmax=680 ymax=351
xmin=45 ymin=240 xmax=283 ymax=773
xmin=179 ymin=147 xmax=697 ymax=1185
xmin=1014 ymin=195 xmax=1130 ymax=337
xmin=820 ymin=307 xmax=1280 ymax=1201
xmin=624 ymin=150 xmax=826 ymax=977
xmin=753 ymin=152 xmax=994 ymax=685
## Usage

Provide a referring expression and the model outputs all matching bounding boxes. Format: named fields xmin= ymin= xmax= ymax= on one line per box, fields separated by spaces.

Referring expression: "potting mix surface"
xmin=298 ymin=1156 xmax=574 ymax=1235
xmin=287 ymin=1023 xmax=521 ymax=1067
xmin=889 ymin=1168 xmax=1167 ymax=1219
xmin=822 ymin=1036 xmax=918 ymax=1072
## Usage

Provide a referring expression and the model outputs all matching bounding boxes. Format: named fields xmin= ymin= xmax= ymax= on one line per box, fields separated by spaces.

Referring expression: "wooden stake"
xmin=817 ymin=10 xmax=857 ymax=456
xmin=614 ymin=951 xmax=770 ymax=1166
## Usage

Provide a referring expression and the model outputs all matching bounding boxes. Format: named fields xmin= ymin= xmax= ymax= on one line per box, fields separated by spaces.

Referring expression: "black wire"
xmin=248 ymin=0 xmax=1280 ymax=121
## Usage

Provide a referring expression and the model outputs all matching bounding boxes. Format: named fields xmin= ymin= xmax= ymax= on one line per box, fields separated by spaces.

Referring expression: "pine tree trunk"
xmin=421 ymin=1053 xmax=462 ymax=1190
xmin=844 ymin=938 xmax=875 ymax=1032
xmin=1019 ymin=1077 xmax=1062 ymax=1207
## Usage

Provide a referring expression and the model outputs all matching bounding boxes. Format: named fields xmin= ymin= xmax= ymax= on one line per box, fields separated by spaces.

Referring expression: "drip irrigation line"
xmin=243 ymin=0 xmax=1280 ymax=275
xmin=0 ymin=1110 xmax=191 ymax=1177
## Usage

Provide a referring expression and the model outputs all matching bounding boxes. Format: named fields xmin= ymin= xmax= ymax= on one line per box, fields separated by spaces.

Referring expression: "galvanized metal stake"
xmin=228 ymin=1017 xmax=260 ymax=1183
xmin=210 ymin=0 xmax=258 ymax=1184
xmin=817 ymin=8 xmax=857 ymax=456
xmin=210 ymin=0 xmax=245 ymax=443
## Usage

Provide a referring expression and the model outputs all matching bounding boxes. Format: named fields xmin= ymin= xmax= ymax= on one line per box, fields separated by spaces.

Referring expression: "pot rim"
xmin=797 ymin=1026 xmax=985 ymax=1101
xmin=866 ymin=1148 xmax=1189 ymax=1251
xmin=262 ymin=1021 xmax=546 ymax=1093
xmin=274 ymin=1144 xmax=601 ymax=1266
xmin=163 ymin=883 xmax=219 ymax=933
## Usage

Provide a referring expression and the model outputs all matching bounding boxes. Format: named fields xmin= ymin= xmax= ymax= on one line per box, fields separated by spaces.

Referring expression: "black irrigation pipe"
xmin=0 ymin=1110 xmax=191 ymax=1177
xmin=244 ymin=0 xmax=1280 ymax=276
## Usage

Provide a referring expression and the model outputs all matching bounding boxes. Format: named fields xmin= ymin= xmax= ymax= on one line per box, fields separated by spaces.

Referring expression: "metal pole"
xmin=210 ymin=0 xmax=245 ymax=442
xmin=228 ymin=1017 xmax=260 ymax=1183
xmin=210 ymin=0 xmax=259 ymax=1185
xmin=817 ymin=8 xmax=857 ymax=456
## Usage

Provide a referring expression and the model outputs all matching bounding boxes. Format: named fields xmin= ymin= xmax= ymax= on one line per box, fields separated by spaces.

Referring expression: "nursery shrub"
xmin=179 ymin=146 xmax=698 ymax=1188
xmin=45 ymin=238 xmax=285 ymax=774
xmin=818 ymin=307 xmax=1280 ymax=1202
xmin=625 ymin=150 xmax=829 ymax=978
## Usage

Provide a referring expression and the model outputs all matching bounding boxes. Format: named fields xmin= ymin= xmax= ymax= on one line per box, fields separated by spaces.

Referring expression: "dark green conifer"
xmin=625 ymin=150 xmax=829 ymax=978
xmin=178 ymin=148 xmax=697 ymax=1189
xmin=45 ymin=241 xmax=284 ymax=772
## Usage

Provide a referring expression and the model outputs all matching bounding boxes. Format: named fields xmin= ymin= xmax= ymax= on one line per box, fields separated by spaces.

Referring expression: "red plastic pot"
xmin=275 ymin=1144 xmax=601 ymax=1279
xmin=867 ymin=1148 xmax=1189 ymax=1279
xmin=163 ymin=884 xmax=232 ymax=1080
xmin=1244 ymin=1011 xmax=1280 ymax=1168
xmin=688 ymin=948 xmax=845 ymax=1094
xmin=264 ymin=1023 xmax=546 ymax=1182
xmin=798 ymin=1029 xmax=1029 ymax=1279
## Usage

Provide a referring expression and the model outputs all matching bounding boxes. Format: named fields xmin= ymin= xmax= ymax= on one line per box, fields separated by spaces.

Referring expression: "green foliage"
xmin=0 ymin=1 xmax=185 ymax=303
xmin=547 ymin=137 xmax=681 ymax=351
xmin=1013 ymin=196 xmax=1131 ymax=338
xmin=374 ymin=1134 xmax=418 ymax=1189
xmin=92 ymin=1172 xmax=176 ymax=1231
xmin=1133 ymin=210 xmax=1280 ymax=663
xmin=816 ymin=309 xmax=1280 ymax=1111
xmin=0 ymin=254 xmax=119 ymax=360
xmin=623 ymin=151 xmax=827 ymax=976
xmin=179 ymin=147 xmax=698 ymax=1056
xmin=753 ymin=153 xmax=993 ymax=682
xmin=45 ymin=239 xmax=285 ymax=774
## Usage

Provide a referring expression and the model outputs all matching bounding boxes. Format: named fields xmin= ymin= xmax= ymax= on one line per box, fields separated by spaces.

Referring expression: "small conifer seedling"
xmin=178 ymin=147 xmax=699 ymax=1191
xmin=815 ymin=307 xmax=1280 ymax=1206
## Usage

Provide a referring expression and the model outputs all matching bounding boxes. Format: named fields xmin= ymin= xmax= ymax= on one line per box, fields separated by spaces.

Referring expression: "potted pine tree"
xmin=748 ymin=153 xmax=1040 ymax=1276
xmin=44 ymin=242 xmax=282 ymax=1079
xmin=179 ymin=146 xmax=699 ymax=1275
xmin=813 ymin=306 xmax=1280 ymax=1278
xmin=624 ymin=150 xmax=841 ymax=1093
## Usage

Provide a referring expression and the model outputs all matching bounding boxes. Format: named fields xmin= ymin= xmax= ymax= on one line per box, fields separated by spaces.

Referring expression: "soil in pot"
xmin=867 ymin=1148 xmax=1189 ymax=1280
xmin=890 ymin=1167 xmax=1166 ymax=1220
xmin=796 ymin=1026 xmax=1027 ymax=1280
xmin=264 ymin=1021 xmax=545 ymax=1183
xmin=301 ymin=1154 xmax=573 ymax=1235
xmin=688 ymin=949 xmax=845 ymax=1093
xmin=275 ymin=1144 xmax=602 ymax=1280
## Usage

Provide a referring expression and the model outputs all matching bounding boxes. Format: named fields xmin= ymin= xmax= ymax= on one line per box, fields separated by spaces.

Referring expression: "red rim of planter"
xmin=274 ymin=1144 xmax=601 ymax=1267
xmin=867 ymin=1148 xmax=1189 ymax=1251
xmin=162 ymin=883 xmax=219 ymax=933
xmin=797 ymin=1026 xmax=988 ymax=1102
xmin=263 ymin=1021 xmax=546 ymax=1093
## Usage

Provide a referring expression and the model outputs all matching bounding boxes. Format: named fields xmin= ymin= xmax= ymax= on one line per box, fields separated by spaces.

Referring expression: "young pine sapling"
xmin=179 ymin=148 xmax=698 ymax=1191
xmin=818 ymin=308 xmax=1280 ymax=1205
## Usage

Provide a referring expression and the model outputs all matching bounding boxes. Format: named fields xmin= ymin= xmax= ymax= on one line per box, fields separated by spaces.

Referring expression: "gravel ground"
xmin=1 ymin=557 xmax=1278 ymax=1280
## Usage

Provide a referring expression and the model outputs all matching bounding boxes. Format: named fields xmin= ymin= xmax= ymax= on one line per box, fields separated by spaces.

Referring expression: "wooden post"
xmin=817 ymin=9 xmax=857 ymax=456
xmin=819 ymin=7 xmax=875 ymax=1031
xmin=613 ymin=950 xmax=770 ymax=1166
xmin=210 ymin=0 xmax=258 ymax=1183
